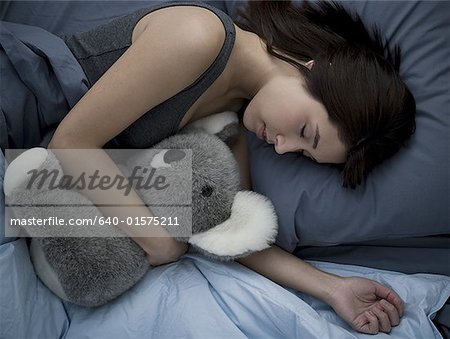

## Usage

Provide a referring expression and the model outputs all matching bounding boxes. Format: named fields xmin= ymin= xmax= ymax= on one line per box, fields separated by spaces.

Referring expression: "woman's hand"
xmin=237 ymin=246 xmax=404 ymax=335
xmin=137 ymin=237 xmax=188 ymax=266
xmin=327 ymin=276 xmax=404 ymax=334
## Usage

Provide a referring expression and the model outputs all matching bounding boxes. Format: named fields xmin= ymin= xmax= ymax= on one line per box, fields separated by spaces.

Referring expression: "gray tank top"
xmin=64 ymin=1 xmax=237 ymax=149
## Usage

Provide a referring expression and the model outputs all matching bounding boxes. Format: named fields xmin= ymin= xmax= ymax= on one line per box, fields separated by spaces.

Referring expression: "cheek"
xmin=259 ymin=87 xmax=283 ymax=109
xmin=252 ymin=82 xmax=302 ymax=127
xmin=263 ymin=92 xmax=298 ymax=119
xmin=252 ymin=95 xmax=278 ymax=125
xmin=243 ymin=90 xmax=277 ymax=130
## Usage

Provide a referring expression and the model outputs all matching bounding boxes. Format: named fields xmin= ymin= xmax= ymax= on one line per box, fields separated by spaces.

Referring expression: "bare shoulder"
xmin=51 ymin=6 xmax=232 ymax=149
xmin=133 ymin=6 xmax=226 ymax=63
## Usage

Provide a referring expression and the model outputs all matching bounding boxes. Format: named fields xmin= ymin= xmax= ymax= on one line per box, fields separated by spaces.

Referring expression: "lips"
xmin=257 ymin=124 xmax=266 ymax=140
xmin=257 ymin=124 xmax=276 ymax=145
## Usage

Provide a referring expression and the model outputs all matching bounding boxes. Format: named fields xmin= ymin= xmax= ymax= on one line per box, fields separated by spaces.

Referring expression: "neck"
xmin=228 ymin=26 xmax=276 ymax=100
xmin=229 ymin=26 xmax=309 ymax=102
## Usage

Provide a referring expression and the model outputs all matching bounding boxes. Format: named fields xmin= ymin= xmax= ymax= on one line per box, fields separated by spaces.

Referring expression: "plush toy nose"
xmin=201 ymin=185 xmax=214 ymax=197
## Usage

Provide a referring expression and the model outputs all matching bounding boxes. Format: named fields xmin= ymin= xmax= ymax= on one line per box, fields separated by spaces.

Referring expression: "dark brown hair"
xmin=234 ymin=1 xmax=416 ymax=188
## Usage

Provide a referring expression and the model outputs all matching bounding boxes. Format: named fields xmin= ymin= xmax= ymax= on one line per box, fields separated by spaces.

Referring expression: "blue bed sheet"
xmin=1 ymin=237 xmax=449 ymax=339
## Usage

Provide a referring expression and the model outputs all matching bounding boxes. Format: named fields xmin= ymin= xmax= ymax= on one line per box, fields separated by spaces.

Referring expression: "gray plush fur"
xmin=7 ymin=121 xmax=267 ymax=307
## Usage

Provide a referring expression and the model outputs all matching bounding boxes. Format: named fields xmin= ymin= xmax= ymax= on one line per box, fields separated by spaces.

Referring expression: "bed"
xmin=1 ymin=1 xmax=449 ymax=338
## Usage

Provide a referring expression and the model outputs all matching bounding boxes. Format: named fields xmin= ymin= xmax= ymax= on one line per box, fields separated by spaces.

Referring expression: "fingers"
xmin=363 ymin=300 xmax=401 ymax=335
xmin=146 ymin=253 xmax=156 ymax=266
xmin=363 ymin=308 xmax=391 ymax=335
xmin=146 ymin=253 xmax=162 ymax=266
xmin=374 ymin=282 xmax=404 ymax=317
xmin=363 ymin=310 xmax=379 ymax=334
xmin=371 ymin=305 xmax=391 ymax=333
xmin=380 ymin=299 xmax=400 ymax=326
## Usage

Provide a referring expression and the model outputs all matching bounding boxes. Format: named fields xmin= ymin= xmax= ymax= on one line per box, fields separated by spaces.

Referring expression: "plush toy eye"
xmin=201 ymin=185 xmax=214 ymax=197
xmin=151 ymin=150 xmax=186 ymax=168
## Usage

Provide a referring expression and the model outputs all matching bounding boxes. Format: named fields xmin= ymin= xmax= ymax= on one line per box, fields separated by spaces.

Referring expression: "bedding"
xmin=1 ymin=1 xmax=449 ymax=338
xmin=229 ymin=0 xmax=450 ymax=253
xmin=1 ymin=236 xmax=450 ymax=339
xmin=0 ymin=20 xmax=88 ymax=150
xmin=0 ymin=0 xmax=228 ymax=37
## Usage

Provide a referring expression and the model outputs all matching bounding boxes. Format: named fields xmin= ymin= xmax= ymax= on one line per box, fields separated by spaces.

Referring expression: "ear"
xmin=305 ymin=60 xmax=315 ymax=70
xmin=149 ymin=149 xmax=187 ymax=168
xmin=188 ymin=191 xmax=278 ymax=260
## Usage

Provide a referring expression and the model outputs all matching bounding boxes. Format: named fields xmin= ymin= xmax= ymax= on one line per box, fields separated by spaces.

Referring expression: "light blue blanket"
xmin=1 ymin=236 xmax=449 ymax=339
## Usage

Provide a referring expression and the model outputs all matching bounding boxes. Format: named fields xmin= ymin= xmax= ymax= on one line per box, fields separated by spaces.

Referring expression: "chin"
xmin=241 ymin=102 xmax=258 ymax=132
xmin=241 ymin=113 xmax=252 ymax=133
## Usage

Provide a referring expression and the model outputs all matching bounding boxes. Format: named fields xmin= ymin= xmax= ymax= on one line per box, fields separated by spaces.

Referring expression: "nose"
xmin=275 ymin=135 xmax=299 ymax=154
xmin=201 ymin=184 xmax=214 ymax=197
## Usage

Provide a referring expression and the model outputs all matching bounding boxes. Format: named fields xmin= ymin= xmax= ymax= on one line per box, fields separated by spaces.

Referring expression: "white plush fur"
xmin=150 ymin=150 xmax=172 ymax=168
xmin=189 ymin=191 xmax=278 ymax=256
xmin=4 ymin=147 xmax=48 ymax=197
xmin=189 ymin=111 xmax=238 ymax=135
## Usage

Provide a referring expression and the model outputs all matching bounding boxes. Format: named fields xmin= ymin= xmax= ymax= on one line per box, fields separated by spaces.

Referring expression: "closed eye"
xmin=304 ymin=150 xmax=318 ymax=163
xmin=300 ymin=123 xmax=306 ymax=138
xmin=298 ymin=149 xmax=318 ymax=163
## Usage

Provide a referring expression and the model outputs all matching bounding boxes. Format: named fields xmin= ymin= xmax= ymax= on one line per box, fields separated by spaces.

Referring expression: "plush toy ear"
xmin=188 ymin=191 xmax=278 ymax=260
xmin=186 ymin=111 xmax=240 ymax=147
xmin=150 ymin=149 xmax=187 ymax=168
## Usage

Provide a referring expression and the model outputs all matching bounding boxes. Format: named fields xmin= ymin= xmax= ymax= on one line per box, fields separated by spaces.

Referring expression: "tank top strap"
xmin=65 ymin=1 xmax=237 ymax=148
xmin=111 ymin=1 xmax=238 ymax=148
xmin=147 ymin=1 xmax=237 ymax=134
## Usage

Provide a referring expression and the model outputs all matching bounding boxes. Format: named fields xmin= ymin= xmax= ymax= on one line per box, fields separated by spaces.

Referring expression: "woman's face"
xmin=243 ymin=74 xmax=347 ymax=164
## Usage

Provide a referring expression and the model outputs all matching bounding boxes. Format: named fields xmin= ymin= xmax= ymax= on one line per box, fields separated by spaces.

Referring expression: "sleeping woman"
xmin=48 ymin=1 xmax=415 ymax=334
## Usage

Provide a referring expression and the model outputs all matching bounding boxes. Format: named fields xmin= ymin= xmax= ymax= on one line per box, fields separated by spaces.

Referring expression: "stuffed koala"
xmin=4 ymin=112 xmax=278 ymax=307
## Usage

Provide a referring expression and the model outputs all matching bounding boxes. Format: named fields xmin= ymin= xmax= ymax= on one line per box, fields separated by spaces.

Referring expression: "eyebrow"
xmin=312 ymin=124 xmax=320 ymax=149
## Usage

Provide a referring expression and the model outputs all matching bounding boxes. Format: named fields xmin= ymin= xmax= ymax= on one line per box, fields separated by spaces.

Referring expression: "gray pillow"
xmin=227 ymin=1 xmax=450 ymax=251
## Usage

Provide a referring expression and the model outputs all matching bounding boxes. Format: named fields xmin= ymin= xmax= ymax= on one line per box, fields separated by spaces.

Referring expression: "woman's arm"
xmin=238 ymin=246 xmax=338 ymax=301
xmin=48 ymin=9 xmax=226 ymax=265
xmin=231 ymin=129 xmax=403 ymax=334
xmin=238 ymin=246 xmax=404 ymax=335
